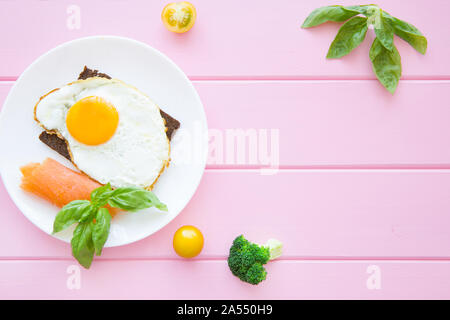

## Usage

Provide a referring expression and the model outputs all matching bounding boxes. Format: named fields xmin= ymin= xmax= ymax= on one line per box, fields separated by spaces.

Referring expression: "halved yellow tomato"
xmin=161 ymin=2 xmax=197 ymax=33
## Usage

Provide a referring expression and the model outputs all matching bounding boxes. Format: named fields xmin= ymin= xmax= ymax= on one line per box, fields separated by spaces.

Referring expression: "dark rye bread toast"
xmin=39 ymin=66 xmax=180 ymax=160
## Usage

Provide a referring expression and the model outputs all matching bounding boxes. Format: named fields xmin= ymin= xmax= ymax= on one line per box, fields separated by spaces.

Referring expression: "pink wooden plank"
xmin=200 ymin=80 xmax=450 ymax=167
xmin=2 ymin=169 xmax=450 ymax=259
xmin=2 ymin=80 xmax=450 ymax=167
xmin=0 ymin=260 xmax=449 ymax=299
xmin=0 ymin=0 xmax=447 ymax=79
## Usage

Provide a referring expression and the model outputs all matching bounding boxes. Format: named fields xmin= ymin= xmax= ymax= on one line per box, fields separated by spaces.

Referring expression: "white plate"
xmin=0 ymin=36 xmax=208 ymax=247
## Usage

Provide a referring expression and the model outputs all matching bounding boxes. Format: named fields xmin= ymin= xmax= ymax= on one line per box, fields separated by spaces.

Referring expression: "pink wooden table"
xmin=1 ymin=0 xmax=450 ymax=299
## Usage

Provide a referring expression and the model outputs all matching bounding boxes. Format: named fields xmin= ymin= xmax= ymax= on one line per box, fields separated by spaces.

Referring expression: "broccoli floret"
xmin=227 ymin=235 xmax=283 ymax=285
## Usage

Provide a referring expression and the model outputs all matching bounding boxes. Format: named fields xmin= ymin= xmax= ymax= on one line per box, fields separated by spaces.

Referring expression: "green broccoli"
xmin=227 ymin=235 xmax=283 ymax=285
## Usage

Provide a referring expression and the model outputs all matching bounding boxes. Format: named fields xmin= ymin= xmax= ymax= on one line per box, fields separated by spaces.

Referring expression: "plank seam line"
xmin=1 ymin=257 xmax=450 ymax=262
xmin=204 ymin=167 xmax=450 ymax=173
xmin=190 ymin=77 xmax=450 ymax=82
xmin=206 ymin=165 xmax=450 ymax=171
xmin=1 ymin=78 xmax=450 ymax=83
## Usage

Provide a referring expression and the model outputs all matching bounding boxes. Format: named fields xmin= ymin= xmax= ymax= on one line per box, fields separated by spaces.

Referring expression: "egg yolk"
xmin=173 ymin=225 xmax=204 ymax=258
xmin=66 ymin=96 xmax=119 ymax=146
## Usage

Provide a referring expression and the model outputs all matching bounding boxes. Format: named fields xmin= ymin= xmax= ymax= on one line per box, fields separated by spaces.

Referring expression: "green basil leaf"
xmin=327 ymin=16 xmax=368 ymax=59
xmin=382 ymin=11 xmax=427 ymax=54
xmin=90 ymin=183 xmax=113 ymax=208
xmin=373 ymin=12 xmax=394 ymax=51
xmin=141 ymin=191 xmax=168 ymax=212
xmin=301 ymin=5 xmax=359 ymax=28
xmin=92 ymin=208 xmax=111 ymax=256
xmin=71 ymin=222 xmax=95 ymax=269
xmin=370 ymin=37 xmax=402 ymax=94
xmin=79 ymin=206 xmax=96 ymax=223
xmin=53 ymin=200 xmax=91 ymax=234
xmin=343 ymin=5 xmax=375 ymax=15
xmin=107 ymin=187 xmax=168 ymax=212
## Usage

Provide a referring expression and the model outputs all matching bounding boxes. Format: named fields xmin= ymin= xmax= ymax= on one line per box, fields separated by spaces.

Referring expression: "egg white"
xmin=35 ymin=77 xmax=170 ymax=189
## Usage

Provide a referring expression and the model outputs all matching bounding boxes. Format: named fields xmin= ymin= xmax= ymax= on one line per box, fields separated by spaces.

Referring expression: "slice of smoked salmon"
xmin=20 ymin=158 xmax=118 ymax=218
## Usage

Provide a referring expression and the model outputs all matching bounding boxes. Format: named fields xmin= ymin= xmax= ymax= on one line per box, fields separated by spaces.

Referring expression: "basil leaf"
xmin=373 ymin=12 xmax=394 ymax=51
xmin=79 ymin=205 xmax=96 ymax=223
xmin=90 ymin=183 xmax=112 ymax=208
xmin=71 ymin=222 xmax=95 ymax=269
xmin=107 ymin=187 xmax=168 ymax=212
xmin=301 ymin=5 xmax=359 ymax=28
xmin=92 ymin=208 xmax=111 ymax=256
xmin=370 ymin=38 xmax=402 ymax=94
xmin=141 ymin=191 xmax=168 ymax=212
xmin=53 ymin=200 xmax=91 ymax=234
xmin=343 ymin=5 xmax=374 ymax=15
xmin=327 ymin=16 xmax=368 ymax=59
xmin=382 ymin=11 xmax=427 ymax=54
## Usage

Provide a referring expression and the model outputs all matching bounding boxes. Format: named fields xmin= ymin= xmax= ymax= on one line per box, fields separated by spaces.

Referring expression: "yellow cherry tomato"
xmin=161 ymin=2 xmax=197 ymax=33
xmin=173 ymin=225 xmax=204 ymax=258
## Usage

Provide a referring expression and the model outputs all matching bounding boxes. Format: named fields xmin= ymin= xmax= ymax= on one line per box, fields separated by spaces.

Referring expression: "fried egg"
xmin=34 ymin=77 xmax=170 ymax=189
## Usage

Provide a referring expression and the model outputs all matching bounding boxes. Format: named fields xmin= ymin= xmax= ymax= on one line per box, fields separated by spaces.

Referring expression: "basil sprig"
xmin=302 ymin=4 xmax=427 ymax=93
xmin=52 ymin=183 xmax=168 ymax=269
